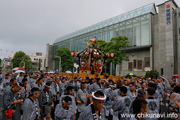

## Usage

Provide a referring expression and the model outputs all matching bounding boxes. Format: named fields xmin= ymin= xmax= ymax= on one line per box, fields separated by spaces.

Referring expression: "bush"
xmin=145 ymin=70 xmax=159 ymax=79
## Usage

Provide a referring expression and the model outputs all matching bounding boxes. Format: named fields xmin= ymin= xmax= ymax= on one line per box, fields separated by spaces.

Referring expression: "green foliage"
xmin=31 ymin=62 xmax=38 ymax=71
xmin=19 ymin=55 xmax=32 ymax=69
xmin=145 ymin=70 xmax=159 ymax=79
xmin=12 ymin=51 xmax=26 ymax=68
xmin=96 ymin=36 xmax=130 ymax=65
xmin=56 ymin=47 xmax=74 ymax=72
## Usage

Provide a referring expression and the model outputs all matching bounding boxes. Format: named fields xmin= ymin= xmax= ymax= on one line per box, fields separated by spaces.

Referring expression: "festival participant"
xmin=112 ymin=86 xmax=132 ymax=120
xmin=22 ymin=87 xmax=40 ymax=120
xmin=31 ymin=77 xmax=43 ymax=90
xmin=4 ymin=78 xmax=16 ymax=92
xmin=3 ymin=83 xmax=23 ymax=120
xmin=90 ymin=78 xmax=103 ymax=92
xmin=130 ymin=99 xmax=148 ymax=120
xmin=55 ymin=96 xmax=76 ymax=120
xmin=76 ymin=81 xmax=88 ymax=119
xmin=129 ymin=89 xmax=147 ymax=114
xmin=16 ymin=72 xmax=24 ymax=83
xmin=39 ymin=83 xmax=53 ymax=120
xmin=145 ymin=87 xmax=160 ymax=120
xmin=29 ymin=74 xmax=38 ymax=87
xmin=110 ymin=81 xmax=122 ymax=101
xmin=52 ymin=77 xmax=61 ymax=104
xmin=85 ymin=77 xmax=91 ymax=94
xmin=51 ymin=77 xmax=61 ymax=119
xmin=0 ymin=71 xmax=3 ymax=83
xmin=104 ymin=83 xmax=113 ymax=120
xmin=169 ymin=86 xmax=180 ymax=120
xmin=60 ymin=77 xmax=69 ymax=96
xmin=20 ymin=78 xmax=30 ymax=99
xmin=78 ymin=90 xmax=106 ymax=120
xmin=3 ymin=74 xmax=10 ymax=88
xmin=136 ymin=89 xmax=147 ymax=100
xmin=127 ymin=82 xmax=137 ymax=101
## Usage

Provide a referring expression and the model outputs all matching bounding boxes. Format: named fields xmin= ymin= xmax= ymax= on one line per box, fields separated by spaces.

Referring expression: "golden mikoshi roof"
xmin=77 ymin=47 xmax=107 ymax=59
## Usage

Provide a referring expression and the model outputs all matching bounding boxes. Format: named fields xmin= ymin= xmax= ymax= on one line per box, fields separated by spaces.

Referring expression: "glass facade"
xmin=179 ymin=8 xmax=180 ymax=34
xmin=53 ymin=3 xmax=156 ymax=70
xmin=54 ymin=14 xmax=152 ymax=52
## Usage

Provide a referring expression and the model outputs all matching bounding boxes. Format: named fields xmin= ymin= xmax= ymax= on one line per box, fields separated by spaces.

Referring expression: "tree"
xmin=12 ymin=51 xmax=26 ymax=68
xmin=95 ymin=36 xmax=130 ymax=75
xmin=56 ymin=47 xmax=74 ymax=72
xmin=19 ymin=55 xmax=32 ymax=69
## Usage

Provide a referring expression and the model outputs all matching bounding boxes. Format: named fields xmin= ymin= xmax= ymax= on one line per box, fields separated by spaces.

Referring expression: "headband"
xmin=45 ymin=85 xmax=52 ymax=89
xmin=92 ymin=92 xmax=106 ymax=100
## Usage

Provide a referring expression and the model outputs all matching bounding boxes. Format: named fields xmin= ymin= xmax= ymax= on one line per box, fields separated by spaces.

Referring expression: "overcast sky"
xmin=0 ymin=0 xmax=179 ymax=59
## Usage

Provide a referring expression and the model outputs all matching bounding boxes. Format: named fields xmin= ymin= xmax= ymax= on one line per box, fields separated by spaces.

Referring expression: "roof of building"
xmin=54 ymin=3 xmax=157 ymax=44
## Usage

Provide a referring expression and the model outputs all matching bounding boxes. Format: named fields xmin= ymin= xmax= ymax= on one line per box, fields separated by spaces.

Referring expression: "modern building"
xmin=9 ymin=52 xmax=46 ymax=72
xmin=50 ymin=0 xmax=180 ymax=79
xmin=1 ymin=58 xmax=13 ymax=73
xmin=29 ymin=52 xmax=46 ymax=71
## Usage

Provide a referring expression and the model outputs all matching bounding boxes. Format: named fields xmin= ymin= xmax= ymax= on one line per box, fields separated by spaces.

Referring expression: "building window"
xmin=128 ymin=62 xmax=132 ymax=71
xmin=144 ymin=57 xmax=150 ymax=67
xmin=133 ymin=59 xmax=136 ymax=68
xmin=161 ymin=68 xmax=163 ymax=76
xmin=137 ymin=60 xmax=142 ymax=70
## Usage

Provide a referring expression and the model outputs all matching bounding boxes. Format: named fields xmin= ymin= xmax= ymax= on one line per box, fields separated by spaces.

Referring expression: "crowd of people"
xmin=0 ymin=71 xmax=180 ymax=120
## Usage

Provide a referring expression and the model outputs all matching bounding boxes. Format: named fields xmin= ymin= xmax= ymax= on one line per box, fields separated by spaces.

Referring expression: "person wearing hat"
xmin=3 ymin=83 xmax=23 ymax=120
xmin=38 ymin=83 xmax=53 ymax=120
xmin=76 ymin=81 xmax=88 ymax=119
xmin=78 ymin=90 xmax=106 ymax=120
xmin=112 ymin=86 xmax=132 ymax=120
xmin=55 ymin=96 xmax=76 ymax=120
xmin=127 ymin=82 xmax=138 ymax=101
xmin=22 ymin=87 xmax=40 ymax=120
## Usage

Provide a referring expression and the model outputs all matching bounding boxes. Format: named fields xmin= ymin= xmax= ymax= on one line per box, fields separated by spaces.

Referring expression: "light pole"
xmin=55 ymin=55 xmax=61 ymax=72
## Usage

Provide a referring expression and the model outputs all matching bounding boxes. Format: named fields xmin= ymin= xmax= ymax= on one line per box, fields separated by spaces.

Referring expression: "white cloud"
xmin=0 ymin=0 xmax=179 ymax=59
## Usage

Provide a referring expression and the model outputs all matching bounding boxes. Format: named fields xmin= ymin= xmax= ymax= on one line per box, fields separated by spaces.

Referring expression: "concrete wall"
xmin=153 ymin=0 xmax=179 ymax=79
xmin=120 ymin=49 xmax=151 ymax=76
